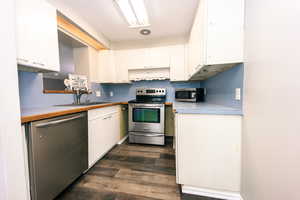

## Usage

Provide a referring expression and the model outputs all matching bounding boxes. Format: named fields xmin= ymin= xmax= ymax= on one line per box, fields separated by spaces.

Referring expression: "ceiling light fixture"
xmin=115 ymin=0 xmax=150 ymax=28
xmin=140 ymin=29 xmax=151 ymax=35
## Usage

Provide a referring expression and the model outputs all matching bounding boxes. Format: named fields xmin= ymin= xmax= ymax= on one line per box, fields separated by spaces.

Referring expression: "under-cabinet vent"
xmin=128 ymin=67 xmax=170 ymax=81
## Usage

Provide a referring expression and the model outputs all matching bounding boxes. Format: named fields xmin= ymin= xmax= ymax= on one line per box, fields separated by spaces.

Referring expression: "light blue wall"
xmin=18 ymin=71 xmax=106 ymax=108
xmin=203 ymin=64 xmax=244 ymax=108
xmin=18 ymin=64 xmax=244 ymax=108
xmin=101 ymin=81 xmax=202 ymax=102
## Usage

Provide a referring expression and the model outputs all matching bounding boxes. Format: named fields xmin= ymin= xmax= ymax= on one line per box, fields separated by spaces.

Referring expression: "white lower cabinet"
xmin=175 ymin=114 xmax=241 ymax=195
xmin=88 ymin=106 xmax=121 ymax=167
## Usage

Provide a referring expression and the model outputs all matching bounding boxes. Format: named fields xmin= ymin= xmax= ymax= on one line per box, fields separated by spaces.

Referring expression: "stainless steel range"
xmin=128 ymin=88 xmax=166 ymax=145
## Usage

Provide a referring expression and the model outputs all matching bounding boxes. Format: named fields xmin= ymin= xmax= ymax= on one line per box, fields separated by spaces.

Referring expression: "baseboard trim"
xmin=182 ymin=185 xmax=242 ymax=200
xmin=118 ymin=135 xmax=128 ymax=145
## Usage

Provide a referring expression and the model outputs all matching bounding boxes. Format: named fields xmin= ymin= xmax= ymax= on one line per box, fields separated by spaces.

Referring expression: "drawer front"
xmin=88 ymin=105 xmax=120 ymax=120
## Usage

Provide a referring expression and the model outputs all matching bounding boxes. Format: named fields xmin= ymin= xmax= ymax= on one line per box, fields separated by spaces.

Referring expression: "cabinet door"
xmin=206 ymin=0 xmax=244 ymax=64
xmin=88 ymin=108 xmax=121 ymax=167
xmin=88 ymin=118 xmax=99 ymax=167
xmin=187 ymin=0 xmax=244 ymax=78
xmin=187 ymin=0 xmax=207 ymax=77
xmin=176 ymin=114 xmax=241 ymax=192
xmin=74 ymin=47 xmax=90 ymax=77
xmin=16 ymin=0 xmax=60 ymax=71
xmin=111 ymin=112 xmax=121 ymax=144
xmin=88 ymin=47 xmax=100 ymax=82
xmin=126 ymin=48 xmax=148 ymax=69
xmin=114 ymin=50 xmax=130 ymax=83
xmin=88 ymin=113 xmax=114 ymax=167
xmin=148 ymin=46 xmax=170 ymax=68
xmin=98 ymin=50 xmax=116 ymax=83
xmin=170 ymin=45 xmax=187 ymax=81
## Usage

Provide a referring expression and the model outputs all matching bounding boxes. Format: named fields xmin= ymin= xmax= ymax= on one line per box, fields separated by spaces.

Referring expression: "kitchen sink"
xmin=56 ymin=102 xmax=110 ymax=106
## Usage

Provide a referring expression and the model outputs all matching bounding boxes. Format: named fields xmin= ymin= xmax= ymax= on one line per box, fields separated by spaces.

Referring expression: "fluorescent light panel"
xmin=115 ymin=0 xmax=150 ymax=28
xmin=130 ymin=0 xmax=149 ymax=26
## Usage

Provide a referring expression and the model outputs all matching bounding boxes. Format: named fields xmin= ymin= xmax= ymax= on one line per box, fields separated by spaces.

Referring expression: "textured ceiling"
xmin=50 ymin=0 xmax=199 ymax=42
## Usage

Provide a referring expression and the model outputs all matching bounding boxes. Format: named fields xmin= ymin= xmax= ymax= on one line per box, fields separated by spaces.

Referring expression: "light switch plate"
xmin=235 ymin=88 xmax=241 ymax=100
xmin=110 ymin=91 xmax=114 ymax=97
xmin=96 ymin=90 xmax=101 ymax=97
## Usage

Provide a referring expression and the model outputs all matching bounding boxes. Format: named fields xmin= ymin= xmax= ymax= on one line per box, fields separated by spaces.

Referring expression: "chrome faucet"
xmin=73 ymin=88 xmax=92 ymax=105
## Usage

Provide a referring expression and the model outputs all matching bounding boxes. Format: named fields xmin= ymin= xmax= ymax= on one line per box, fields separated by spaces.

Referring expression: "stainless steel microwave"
xmin=175 ymin=88 xmax=206 ymax=102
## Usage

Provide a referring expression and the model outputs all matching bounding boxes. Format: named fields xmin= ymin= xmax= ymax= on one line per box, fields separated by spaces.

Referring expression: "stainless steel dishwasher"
xmin=27 ymin=112 xmax=88 ymax=200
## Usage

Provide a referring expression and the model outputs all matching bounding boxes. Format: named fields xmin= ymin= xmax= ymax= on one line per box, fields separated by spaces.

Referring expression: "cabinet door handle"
xmin=33 ymin=62 xmax=45 ymax=66
xmin=103 ymin=115 xmax=112 ymax=120
xmin=195 ymin=64 xmax=201 ymax=70
xmin=17 ymin=58 xmax=29 ymax=63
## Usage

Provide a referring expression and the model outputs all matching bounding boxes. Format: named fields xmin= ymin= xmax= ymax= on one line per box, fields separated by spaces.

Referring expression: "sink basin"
xmin=56 ymin=102 xmax=110 ymax=106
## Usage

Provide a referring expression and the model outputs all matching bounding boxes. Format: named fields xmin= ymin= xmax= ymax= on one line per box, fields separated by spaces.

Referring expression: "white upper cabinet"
xmin=98 ymin=50 xmax=116 ymax=83
xmin=188 ymin=0 xmax=244 ymax=78
xmin=114 ymin=45 xmax=187 ymax=82
xmin=114 ymin=50 xmax=130 ymax=83
xmin=126 ymin=48 xmax=148 ymax=69
xmin=73 ymin=47 xmax=100 ymax=83
xmin=126 ymin=47 xmax=170 ymax=69
xmin=170 ymin=44 xmax=187 ymax=81
xmin=148 ymin=47 xmax=170 ymax=68
xmin=16 ymin=0 xmax=60 ymax=72
xmin=88 ymin=48 xmax=100 ymax=82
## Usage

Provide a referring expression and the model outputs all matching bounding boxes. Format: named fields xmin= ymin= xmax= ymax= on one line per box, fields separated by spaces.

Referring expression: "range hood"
xmin=189 ymin=63 xmax=241 ymax=81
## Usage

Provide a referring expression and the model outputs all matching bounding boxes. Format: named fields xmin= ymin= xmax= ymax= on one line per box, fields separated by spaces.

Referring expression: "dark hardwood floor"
xmin=56 ymin=138 xmax=220 ymax=200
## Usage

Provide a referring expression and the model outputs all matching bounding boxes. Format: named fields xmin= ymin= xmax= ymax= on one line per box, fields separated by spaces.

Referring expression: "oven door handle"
xmin=130 ymin=104 xmax=164 ymax=108
xmin=131 ymin=133 xmax=164 ymax=137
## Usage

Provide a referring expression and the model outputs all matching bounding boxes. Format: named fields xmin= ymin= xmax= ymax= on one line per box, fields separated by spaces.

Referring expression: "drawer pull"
xmin=33 ymin=62 xmax=45 ymax=66
xmin=17 ymin=58 xmax=29 ymax=63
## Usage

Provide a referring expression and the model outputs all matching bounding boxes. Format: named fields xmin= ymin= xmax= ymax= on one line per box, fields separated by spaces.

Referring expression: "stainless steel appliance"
xmin=128 ymin=88 xmax=166 ymax=145
xmin=27 ymin=113 xmax=88 ymax=200
xmin=175 ymin=88 xmax=206 ymax=102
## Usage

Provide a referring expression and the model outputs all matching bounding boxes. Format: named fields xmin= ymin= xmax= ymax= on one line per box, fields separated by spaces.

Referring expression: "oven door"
xmin=129 ymin=103 xmax=165 ymax=133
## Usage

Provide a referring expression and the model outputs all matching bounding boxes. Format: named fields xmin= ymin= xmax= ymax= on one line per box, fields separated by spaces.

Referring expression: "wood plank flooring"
xmin=56 ymin=138 xmax=221 ymax=200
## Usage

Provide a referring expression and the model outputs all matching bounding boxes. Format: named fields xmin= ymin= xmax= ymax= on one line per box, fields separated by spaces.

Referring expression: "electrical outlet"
xmin=96 ymin=90 xmax=101 ymax=97
xmin=110 ymin=91 xmax=114 ymax=97
xmin=235 ymin=88 xmax=241 ymax=100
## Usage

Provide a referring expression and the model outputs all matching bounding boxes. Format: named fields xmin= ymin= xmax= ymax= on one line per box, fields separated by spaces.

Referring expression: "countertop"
xmin=21 ymin=101 xmax=241 ymax=123
xmin=173 ymin=102 xmax=243 ymax=115
xmin=21 ymin=102 xmax=173 ymax=123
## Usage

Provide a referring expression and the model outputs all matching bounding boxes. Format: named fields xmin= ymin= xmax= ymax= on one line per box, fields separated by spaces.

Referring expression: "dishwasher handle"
xmin=35 ymin=114 xmax=85 ymax=128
